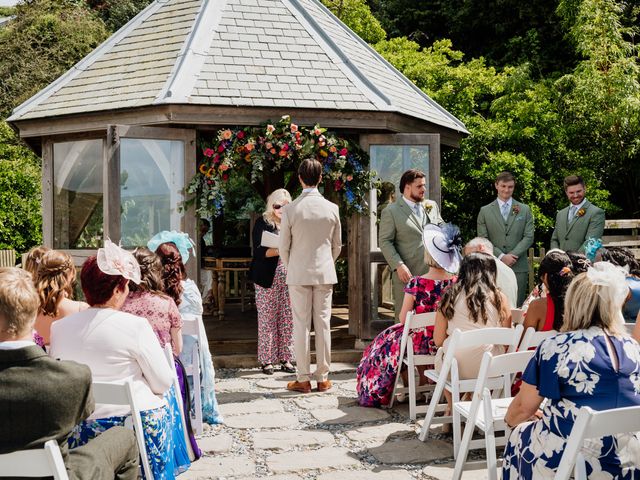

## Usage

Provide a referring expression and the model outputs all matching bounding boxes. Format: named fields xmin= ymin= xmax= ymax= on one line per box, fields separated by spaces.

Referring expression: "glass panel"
xmin=120 ymin=138 xmax=184 ymax=248
xmin=53 ymin=139 xmax=104 ymax=249
xmin=369 ymin=144 xmax=430 ymax=324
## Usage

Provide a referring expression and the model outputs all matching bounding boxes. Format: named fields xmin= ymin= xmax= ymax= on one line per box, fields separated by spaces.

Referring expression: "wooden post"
xmin=348 ymin=213 xmax=370 ymax=338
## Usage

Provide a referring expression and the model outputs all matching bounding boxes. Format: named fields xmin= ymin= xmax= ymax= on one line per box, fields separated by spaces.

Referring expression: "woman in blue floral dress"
xmin=357 ymin=224 xmax=461 ymax=408
xmin=503 ymin=262 xmax=640 ymax=479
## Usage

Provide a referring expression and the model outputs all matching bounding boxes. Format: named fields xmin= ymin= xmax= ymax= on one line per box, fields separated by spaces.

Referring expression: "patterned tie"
xmin=501 ymin=202 xmax=510 ymax=221
xmin=569 ymin=205 xmax=577 ymax=222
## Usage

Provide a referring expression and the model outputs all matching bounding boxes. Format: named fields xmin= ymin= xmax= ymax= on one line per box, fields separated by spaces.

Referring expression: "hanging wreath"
xmin=186 ymin=115 xmax=379 ymax=218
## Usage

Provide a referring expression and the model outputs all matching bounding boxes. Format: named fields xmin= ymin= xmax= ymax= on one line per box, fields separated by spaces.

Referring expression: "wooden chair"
xmin=0 ymin=249 xmax=16 ymax=268
xmin=387 ymin=311 xmax=437 ymax=420
xmin=180 ymin=314 xmax=203 ymax=435
xmin=92 ymin=380 xmax=152 ymax=480
xmin=418 ymin=324 xmax=524 ymax=459
xmin=452 ymin=350 xmax=536 ymax=480
xmin=556 ymin=405 xmax=640 ymax=480
xmin=0 ymin=440 xmax=68 ymax=479
xmin=519 ymin=327 xmax=557 ymax=350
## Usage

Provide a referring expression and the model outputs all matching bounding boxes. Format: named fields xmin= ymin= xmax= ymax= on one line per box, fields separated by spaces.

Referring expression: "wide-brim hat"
xmin=423 ymin=224 xmax=462 ymax=274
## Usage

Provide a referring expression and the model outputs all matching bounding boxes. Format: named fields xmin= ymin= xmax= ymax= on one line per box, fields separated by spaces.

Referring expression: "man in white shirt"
xmin=464 ymin=237 xmax=519 ymax=308
xmin=0 ymin=267 xmax=139 ymax=480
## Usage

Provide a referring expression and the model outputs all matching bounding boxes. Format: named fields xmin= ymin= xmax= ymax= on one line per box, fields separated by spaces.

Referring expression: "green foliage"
xmin=321 ymin=0 xmax=386 ymax=43
xmin=0 ymin=0 xmax=109 ymax=117
xmin=0 ymin=7 xmax=16 ymax=16
xmin=86 ymin=0 xmax=153 ymax=32
xmin=0 ymin=122 xmax=42 ymax=252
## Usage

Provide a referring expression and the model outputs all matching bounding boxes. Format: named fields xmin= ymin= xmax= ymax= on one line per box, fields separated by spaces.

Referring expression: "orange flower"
xmin=319 ymin=150 xmax=328 ymax=157
xmin=199 ymin=164 xmax=207 ymax=174
xmin=270 ymin=148 xmax=276 ymax=154
xmin=219 ymin=164 xmax=229 ymax=172
xmin=245 ymin=143 xmax=255 ymax=152
xmin=245 ymin=154 xmax=251 ymax=162
xmin=329 ymin=146 xmax=337 ymax=153
xmin=279 ymin=150 xmax=287 ymax=157
xmin=222 ymin=129 xmax=232 ymax=140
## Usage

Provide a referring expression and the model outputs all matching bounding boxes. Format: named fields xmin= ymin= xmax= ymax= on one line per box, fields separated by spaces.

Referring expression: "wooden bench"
xmin=602 ymin=219 xmax=640 ymax=258
xmin=0 ymin=249 xmax=16 ymax=267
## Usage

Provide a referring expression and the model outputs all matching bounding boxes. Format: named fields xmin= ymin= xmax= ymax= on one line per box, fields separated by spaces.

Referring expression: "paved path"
xmin=181 ymin=363 xmax=491 ymax=479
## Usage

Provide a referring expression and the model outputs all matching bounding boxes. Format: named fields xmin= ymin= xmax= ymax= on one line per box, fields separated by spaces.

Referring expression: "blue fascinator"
xmin=584 ymin=237 xmax=603 ymax=263
xmin=147 ymin=231 xmax=196 ymax=264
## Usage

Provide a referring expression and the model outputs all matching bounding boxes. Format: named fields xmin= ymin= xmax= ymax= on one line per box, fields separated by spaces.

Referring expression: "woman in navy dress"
xmin=503 ymin=262 xmax=640 ymax=479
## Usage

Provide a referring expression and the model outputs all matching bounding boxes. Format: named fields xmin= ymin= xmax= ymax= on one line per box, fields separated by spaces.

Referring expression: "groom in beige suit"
xmin=280 ymin=158 xmax=342 ymax=393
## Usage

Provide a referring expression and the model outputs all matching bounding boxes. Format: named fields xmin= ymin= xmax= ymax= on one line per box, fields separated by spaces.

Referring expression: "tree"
xmin=0 ymin=122 xmax=42 ymax=252
xmin=86 ymin=0 xmax=153 ymax=32
xmin=321 ymin=0 xmax=386 ymax=43
xmin=0 ymin=0 xmax=109 ymax=118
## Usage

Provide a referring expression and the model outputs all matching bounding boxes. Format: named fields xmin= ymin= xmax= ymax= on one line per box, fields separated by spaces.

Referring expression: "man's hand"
xmin=501 ymin=253 xmax=518 ymax=267
xmin=396 ymin=264 xmax=412 ymax=284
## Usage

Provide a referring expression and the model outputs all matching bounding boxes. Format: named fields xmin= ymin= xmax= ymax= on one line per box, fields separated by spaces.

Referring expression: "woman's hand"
xmin=505 ymin=382 xmax=543 ymax=429
xmin=265 ymin=248 xmax=279 ymax=258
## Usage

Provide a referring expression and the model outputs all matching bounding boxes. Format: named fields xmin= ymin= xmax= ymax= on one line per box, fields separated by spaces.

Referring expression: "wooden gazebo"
xmin=8 ymin=0 xmax=467 ymax=340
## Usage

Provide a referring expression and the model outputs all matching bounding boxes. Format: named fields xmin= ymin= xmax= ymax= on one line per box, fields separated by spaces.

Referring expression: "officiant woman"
xmin=249 ymin=188 xmax=296 ymax=375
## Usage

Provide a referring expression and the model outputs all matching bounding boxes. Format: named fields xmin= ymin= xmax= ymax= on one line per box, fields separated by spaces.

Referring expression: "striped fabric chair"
xmin=0 ymin=250 xmax=16 ymax=268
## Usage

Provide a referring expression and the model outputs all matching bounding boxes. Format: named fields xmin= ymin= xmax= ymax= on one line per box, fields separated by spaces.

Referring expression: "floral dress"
xmin=356 ymin=276 xmax=455 ymax=408
xmin=503 ymin=327 xmax=640 ymax=479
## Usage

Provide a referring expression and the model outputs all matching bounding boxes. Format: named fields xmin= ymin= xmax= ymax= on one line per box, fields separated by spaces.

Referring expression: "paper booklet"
xmin=261 ymin=230 xmax=280 ymax=248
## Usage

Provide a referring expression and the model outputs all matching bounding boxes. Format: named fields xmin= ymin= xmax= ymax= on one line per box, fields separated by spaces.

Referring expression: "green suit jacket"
xmin=550 ymin=200 xmax=605 ymax=252
xmin=477 ymin=199 xmax=534 ymax=273
xmin=379 ymin=198 xmax=444 ymax=275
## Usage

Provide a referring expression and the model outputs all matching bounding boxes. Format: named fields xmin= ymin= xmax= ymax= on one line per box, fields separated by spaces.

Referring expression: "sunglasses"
xmin=273 ymin=204 xmax=283 ymax=210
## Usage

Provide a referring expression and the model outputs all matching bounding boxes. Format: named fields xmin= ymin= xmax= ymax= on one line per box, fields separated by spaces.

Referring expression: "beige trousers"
xmin=288 ymin=284 xmax=333 ymax=382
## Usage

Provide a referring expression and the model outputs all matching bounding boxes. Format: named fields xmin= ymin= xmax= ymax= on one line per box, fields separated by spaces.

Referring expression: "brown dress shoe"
xmin=287 ymin=380 xmax=312 ymax=393
xmin=317 ymin=380 xmax=332 ymax=392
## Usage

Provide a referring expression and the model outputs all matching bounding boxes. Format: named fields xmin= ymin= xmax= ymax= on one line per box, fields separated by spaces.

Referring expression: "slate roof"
xmin=9 ymin=0 xmax=467 ymax=134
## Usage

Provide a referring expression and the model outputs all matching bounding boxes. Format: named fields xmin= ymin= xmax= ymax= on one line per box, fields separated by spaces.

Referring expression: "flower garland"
xmin=187 ymin=115 xmax=378 ymax=218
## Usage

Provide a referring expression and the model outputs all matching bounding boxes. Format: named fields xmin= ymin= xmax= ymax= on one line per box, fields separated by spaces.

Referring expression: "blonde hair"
xmin=263 ymin=188 xmax=292 ymax=227
xmin=34 ymin=250 xmax=75 ymax=317
xmin=23 ymin=245 xmax=50 ymax=277
xmin=562 ymin=270 xmax=626 ymax=335
xmin=130 ymin=247 xmax=164 ymax=294
xmin=0 ymin=267 xmax=39 ymax=337
xmin=424 ymin=247 xmax=439 ymax=269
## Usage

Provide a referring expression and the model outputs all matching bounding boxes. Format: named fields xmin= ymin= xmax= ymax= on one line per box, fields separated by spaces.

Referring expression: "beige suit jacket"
xmin=279 ymin=190 xmax=342 ymax=286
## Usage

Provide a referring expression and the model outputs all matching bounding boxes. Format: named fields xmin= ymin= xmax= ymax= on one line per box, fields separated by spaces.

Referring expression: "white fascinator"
xmin=97 ymin=239 xmax=141 ymax=284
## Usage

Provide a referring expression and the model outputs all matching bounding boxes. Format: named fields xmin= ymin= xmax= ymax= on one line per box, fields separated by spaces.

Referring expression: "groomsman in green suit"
xmin=477 ymin=171 xmax=534 ymax=307
xmin=551 ymin=175 xmax=605 ymax=252
xmin=379 ymin=169 xmax=444 ymax=320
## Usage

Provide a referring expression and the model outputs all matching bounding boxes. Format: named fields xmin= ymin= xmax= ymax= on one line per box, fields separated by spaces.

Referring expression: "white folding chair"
xmin=180 ymin=315 xmax=203 ymax=435
xmin=511 ymin=308 xmax=524 ymax=325
xmin=92 ymin=380 xmax=153 ymax=480
xmin=624 ymin=323 xmax=635 ymax=335
xmin=452 ymin=350 xmax=536 ymax=480
xmin=519 ymin=327 xmax=557 ymax=350
xmin=418 ymin=324 xmax=524 ymax=459
xmin=556 ymin=405 xmax=640 ymax=480
xmin=0 ymin=439 xmax=69 ymax=479
xmin=387 ymin=311 xmax=437 ymax=420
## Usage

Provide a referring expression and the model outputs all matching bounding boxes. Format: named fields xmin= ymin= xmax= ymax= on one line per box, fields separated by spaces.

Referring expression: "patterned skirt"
xmin=68 ymin=386 xmax=191 ymax=479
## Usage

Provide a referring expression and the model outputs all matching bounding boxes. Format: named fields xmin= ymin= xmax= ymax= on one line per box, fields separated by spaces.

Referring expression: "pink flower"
xmin=219 ymin=164 xmax=229 ymax=172
xmin=245 ymin=143 xmax=255 ymax=152
xmin=346 ymin=174 xmax=353 ymax=181
xmin=314 ymin=128 xmax=322 ymax=136
xmin=213 ymin=154 xmax=220 ymax=164
xmin=339 ymin=148 xmax=348 ymax=156
xmin=282 ymin=144 xmax=289 ymax=151
xmin=222 ymin=173 xmax=229 ymax=181
xmin=217 ymin=145 xmax=225 ymax=153
xmin=334 ymin=179 xmax=342 ymax=191
xmin=266 ymin=142 xmax=273 ymax=149
xmin=203 ymin=148 xmax=214 ymax=157
xmin=222 ymin=129 xmax=232 ymax=140
xmin=236 ymin=131 xmax=245 ymax=139
xmin=266 ymin=124 xmax=275 ymax=134
xmin=290 ymin=124 xmax=298 ymax=133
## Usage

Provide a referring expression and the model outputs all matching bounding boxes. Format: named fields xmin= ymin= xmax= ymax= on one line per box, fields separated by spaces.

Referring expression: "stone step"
xmin=213 ymin=348 xmax=364 ymax=368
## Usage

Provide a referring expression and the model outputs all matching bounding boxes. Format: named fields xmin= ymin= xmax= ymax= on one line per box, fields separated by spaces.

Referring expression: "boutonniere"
xmin=512 ymin=205 xmax=520 ymax=215
xmin=577 ymin=208 xmax=586 ymax=217
xmin=424 ymin=203 xmax=433 ymax=214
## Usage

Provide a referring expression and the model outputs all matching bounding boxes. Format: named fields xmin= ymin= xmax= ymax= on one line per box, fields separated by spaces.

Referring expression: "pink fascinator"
xmin=97 ymin=239 xmax=141 ymax=284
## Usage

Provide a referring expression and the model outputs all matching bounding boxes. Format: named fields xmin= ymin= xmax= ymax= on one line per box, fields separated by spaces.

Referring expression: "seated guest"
xmin=523 ymin=251 xmax=574 ymax=333
xmin=122 ymin=247 xmax=183 ymax=355
xmin=22 ymin=245 xmax=50 ymax=347
xmin=149 ymin=231 xmax=223 ymax=425
xmin=503 ymin=262 xmax=640 ymax=478
xmin=34 ymin=249 xmax=89 ymax=345
xmin=0 ymin=267 xmax=139 ymax=479
xmin=434 ymin=252 xmax=512 ymax=415
xmin=520 ymin=248 xmax=565 ymax=313
xmin=596 ymin=246 xmax=640 ymax=322
xmin=464 ymin=237 xmax=517 ymax=308
xmin=50 ymin=241 xmax=190 ymax=478
xmin=357 ymin=224 xmax=460 ymax=408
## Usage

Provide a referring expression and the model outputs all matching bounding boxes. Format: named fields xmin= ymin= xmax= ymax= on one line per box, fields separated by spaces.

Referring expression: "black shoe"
xmin=262 ymin=364 xmax=274 ymax=375
xmin=280 ymin=361 xmax=296 ymax=373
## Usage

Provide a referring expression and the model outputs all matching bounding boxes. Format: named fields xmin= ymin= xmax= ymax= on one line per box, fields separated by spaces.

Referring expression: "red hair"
xmin=154 ymin=242 xmax=186 ymax=306
xmin=80 ymin=256 xmax=128 ymax=306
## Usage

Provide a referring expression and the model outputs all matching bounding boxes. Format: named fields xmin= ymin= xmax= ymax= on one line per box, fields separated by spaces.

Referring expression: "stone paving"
xmin=180 ymin=363 xmax=492 ymax=480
